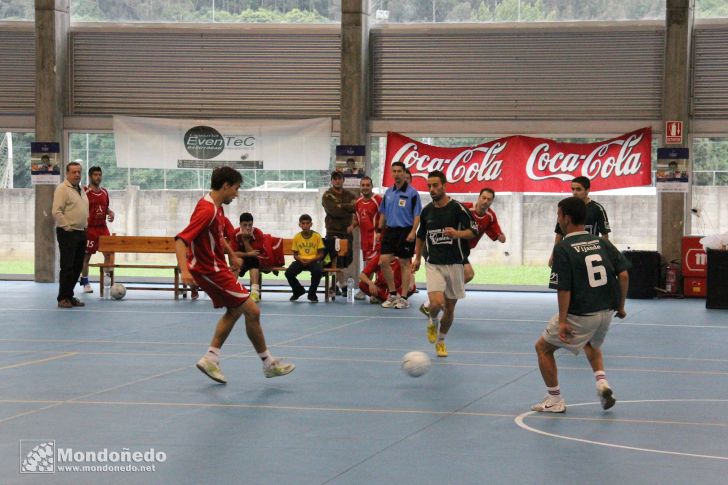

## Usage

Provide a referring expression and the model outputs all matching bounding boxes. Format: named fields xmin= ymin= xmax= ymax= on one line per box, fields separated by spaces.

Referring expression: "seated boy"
xmin=233 ymin=212 xmax=264 ymax=302
xmin=285 ymin=214 xmax=325 ymax=302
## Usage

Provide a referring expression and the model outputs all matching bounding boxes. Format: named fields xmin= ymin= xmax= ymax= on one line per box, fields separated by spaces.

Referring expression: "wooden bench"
xmin=91 ymin=235 xmax=188 ymax=299
xmin=259 ymin=238 xmax=349 ymax=302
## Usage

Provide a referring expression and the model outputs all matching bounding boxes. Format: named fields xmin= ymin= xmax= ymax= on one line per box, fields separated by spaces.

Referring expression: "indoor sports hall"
xmin=2 ymin=1 xmax=728 ymax=484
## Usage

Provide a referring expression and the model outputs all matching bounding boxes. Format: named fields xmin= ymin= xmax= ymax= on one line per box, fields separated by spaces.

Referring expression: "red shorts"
xmin=86 ymin=225 xmax=110 ymax=254
xmin=192 ymin=268 xmax=250 ymax=309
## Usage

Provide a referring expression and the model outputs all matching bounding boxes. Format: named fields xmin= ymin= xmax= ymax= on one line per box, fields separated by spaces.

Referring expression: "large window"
xmin=370 ymin=0 xmax=666 ymax=23
xmin=0 ymin=1 xmax=33 ymax=21
xmin=71 ymin=0 xmax=340 ymax=23
xmin=691 ymin=137 xmax=728 ymax=236
xmin=696 ymin=0 xmax=728 ymax=18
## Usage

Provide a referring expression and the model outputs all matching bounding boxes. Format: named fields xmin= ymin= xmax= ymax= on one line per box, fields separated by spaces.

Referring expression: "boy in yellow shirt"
xmin=285 ymin=214 xmax=325 ymax=302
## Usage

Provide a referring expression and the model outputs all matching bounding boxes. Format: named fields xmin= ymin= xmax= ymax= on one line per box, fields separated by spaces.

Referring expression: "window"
xmin=0 ymin=1 xmax=33 ymax=21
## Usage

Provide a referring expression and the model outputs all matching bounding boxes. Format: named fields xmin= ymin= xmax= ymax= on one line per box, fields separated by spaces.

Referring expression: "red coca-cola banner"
xmin=383 ymin=128 xmax=652 ymax=193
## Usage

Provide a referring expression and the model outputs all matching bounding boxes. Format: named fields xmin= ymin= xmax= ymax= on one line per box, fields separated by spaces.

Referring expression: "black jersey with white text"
xmin=554 ymin=200 xmax=610 ymax=237
xmin=417 ymin=199 xmax=477 ymax=265
xmin=549 ymin=231 xmax=630 ymax=315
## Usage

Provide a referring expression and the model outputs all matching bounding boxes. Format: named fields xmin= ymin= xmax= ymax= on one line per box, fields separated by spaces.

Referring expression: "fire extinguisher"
xmin=665 ymin=260 xmax=680 ymax=295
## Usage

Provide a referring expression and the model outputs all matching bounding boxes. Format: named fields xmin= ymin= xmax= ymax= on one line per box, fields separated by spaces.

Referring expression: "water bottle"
xmin=346 ymin=277 xmax=355 ymax=303
xmin=103 ymin=278 xmax=111 ymax=300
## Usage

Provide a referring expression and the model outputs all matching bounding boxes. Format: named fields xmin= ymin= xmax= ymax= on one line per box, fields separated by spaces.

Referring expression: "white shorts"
xmin=542 ymin=309 xmax=613 ymax=355
xmin=425 ymin=262 xmax=465 ymax=300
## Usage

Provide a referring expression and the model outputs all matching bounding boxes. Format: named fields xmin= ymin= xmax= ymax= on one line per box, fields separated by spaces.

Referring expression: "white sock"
xmin=252 ymin=284 xmax=260 ymax=293
xmin=206 ymin=346 xmax=221 ymax=363
xmin=547 ymin=385 xmax=561 ymax=397
xmin=424 ymin=299 xmax=430 ymax=309
xmin=437 ymin=332 xmax=446 ymax=342
xmin=594 ymin=370 xmax=607 ymax=385
xmin=258 ymin=350 xmax=273 ymax=367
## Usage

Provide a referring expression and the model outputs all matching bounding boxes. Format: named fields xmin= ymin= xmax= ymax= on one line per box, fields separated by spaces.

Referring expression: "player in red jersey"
xmin=358 ymin=243 xmax=415 ymax=304
xmin=175 ymin=167 xmax=294 ymax=383
xmin=419 ymin=187 xmax=506 ymax=316
xmin=347 ymin=176 xmax=382 ymax=300
xmin=80 ymin=166 xmax=114 ymax=293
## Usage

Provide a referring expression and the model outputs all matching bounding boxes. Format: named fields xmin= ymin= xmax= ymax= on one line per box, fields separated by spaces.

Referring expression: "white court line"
xmin=0 ymin=352 xmax=78 ymax=371
xmin=515 ymin=399 xmax=728 ymax=461
xmin=2 ymin=398 xmax=728 ymax=431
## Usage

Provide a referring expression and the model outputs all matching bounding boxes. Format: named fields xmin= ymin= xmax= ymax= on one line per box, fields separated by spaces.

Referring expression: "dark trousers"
xmin=56 ymin=228 xmax=87 ymax=302
xmin=285 ymin=260 xmax=322 ymax=296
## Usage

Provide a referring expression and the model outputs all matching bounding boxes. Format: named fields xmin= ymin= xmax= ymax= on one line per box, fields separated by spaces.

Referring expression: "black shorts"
xmin=324 ymin=235 xmax=353 ymax=269
xmin=239 ymin=256 xmax=260 ymax=277
xmin=381 ymin=226 xmax=415 ymax=259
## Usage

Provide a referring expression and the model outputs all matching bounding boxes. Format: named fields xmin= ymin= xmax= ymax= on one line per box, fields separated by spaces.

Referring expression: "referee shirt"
xmin=380 ymin=181 xmax=422 ymax=228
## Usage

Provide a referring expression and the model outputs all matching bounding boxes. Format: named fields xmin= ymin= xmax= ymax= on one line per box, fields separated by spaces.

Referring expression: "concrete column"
xmin=659 ymin=0 xmax=694 ymax=262
xmin=510 ymin=192 xmax=524 ymax=266
xmin=340 ymin=0 xmax=369 ymax=279
xmin=34 ymin=0 xmax=70 ymax=282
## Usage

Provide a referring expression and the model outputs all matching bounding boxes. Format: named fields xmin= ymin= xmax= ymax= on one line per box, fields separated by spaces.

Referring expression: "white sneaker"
xmin=83 ymin=284 xmax=93 ymax=294
xmin=531 ymin=394 xmax=566 ymax=413
xmin=250 ymin=291 xmax=260 ymax=303
xmin=263 ymin=359 xmax=296 ymax=378
xmin=196 ymin=355 xmax=226 ymax=384
xmin=354 ymin=290 xmax=366 ymax=301
xmin=596 ymin=380 xmax=616 ymax=410
xmin=381 ymin=294 xmax=398 ymax=308
xmin=394 ymin=297 xmax=410 ymax=309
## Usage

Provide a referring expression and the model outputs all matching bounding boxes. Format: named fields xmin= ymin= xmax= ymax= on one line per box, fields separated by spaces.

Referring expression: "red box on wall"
xmin=682 ymin=236 xmax=707 ymax=277
xmin=684 ymin=277 xmax=707 ymax=298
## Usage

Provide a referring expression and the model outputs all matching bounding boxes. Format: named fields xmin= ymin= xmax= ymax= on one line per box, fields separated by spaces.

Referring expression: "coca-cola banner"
xmin=384 ymin=128 xmax=652 ymax=193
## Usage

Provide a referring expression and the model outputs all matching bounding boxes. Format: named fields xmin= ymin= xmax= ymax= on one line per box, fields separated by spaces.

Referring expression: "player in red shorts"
xmin=358 ymin=243 xmax=415 ymax=304
xmin=347 ymin=176 xmax=382 ymax=300
xmin=80 ymin=166 xmax=114 ymax=293
xmin=175 ymin=167 xmax=294 ymax=383
xmin=419 ymin=187 xmax=506 ymax=316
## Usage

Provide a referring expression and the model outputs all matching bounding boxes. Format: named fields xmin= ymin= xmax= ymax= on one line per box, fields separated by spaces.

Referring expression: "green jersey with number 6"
xmin=549 ymin=231 xmax=631 ymax=315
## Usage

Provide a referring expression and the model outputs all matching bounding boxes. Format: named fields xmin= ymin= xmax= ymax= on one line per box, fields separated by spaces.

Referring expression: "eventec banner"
xmin=114 ymin=116 xmax=331 ymax=170
xmin=383 ymin=128 xmax=652 ymax=193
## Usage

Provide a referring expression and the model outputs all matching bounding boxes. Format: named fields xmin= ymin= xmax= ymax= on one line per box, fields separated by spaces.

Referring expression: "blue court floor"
xmin=0 ymin=281 xmax=727 ymax=484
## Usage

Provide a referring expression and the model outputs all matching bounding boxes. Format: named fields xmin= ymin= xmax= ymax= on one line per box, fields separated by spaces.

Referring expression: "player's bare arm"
xmin=222 ymin=239 xmax=242 ymax=272
xmin=557 ymin=289 xmax=573 ymax=342
xmin=406 ymin=215 xmax=420 ymax=242
xmin=174 ymin=238 xmax=197 ymax=287
xmin=615 ymin=270 xmax=628 ymax=318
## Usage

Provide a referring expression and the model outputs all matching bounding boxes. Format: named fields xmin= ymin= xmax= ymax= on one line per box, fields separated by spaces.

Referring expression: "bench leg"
xmin=174 ymin=269 xmax=179 ymax=300
xmin=99 ymin=267 xmax=104 ymax=297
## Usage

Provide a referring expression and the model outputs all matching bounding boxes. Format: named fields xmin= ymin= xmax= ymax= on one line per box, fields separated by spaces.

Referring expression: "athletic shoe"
xmin=263 ymin=359 xmax=296 ymax=378
xmin=369 ymin=296 xmax=382 ymax=304
xmin=381 ymin=294 xmax=398 ymax=308
xmin=83 ymin=284 xmax=93 ymax=294
xmin=354 ymin=290 xmax=366 ymax=301
xmin=427 ymin=320 xmax=438 ymax=344
xmin=419 ymin=303 xmax=430 ymax=317
xmin=289 ymin=289 xmax=306 ymax=301
xmin=250 ymin=291 xmax=260 ymax=303
xmin=596 ymin=380 xmax=616 ymax=410
xmin=531 ymin=395 xmax=566 ymax=413
xmin=69 ymin=297 xmax=85 ymax=307
xmin=435 ymin=341 xmax=448 ymax=357
xmin=190 ymin=288 xmax=199 ymax=300
xmin=394 ymin=297 xmax=410 ymax=309
xmin=307 ymin=294 xmax=319 ymax=303
xmin=58 ymin=299 xmax=73 ymax=309
xmin=196 ymin=355 xmax=226 ymax=384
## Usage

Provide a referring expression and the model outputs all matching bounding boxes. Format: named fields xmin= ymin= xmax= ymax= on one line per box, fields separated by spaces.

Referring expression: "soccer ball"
xmin=110 ymin=283 xmax=126 ymax=300
xmin=401 ymin=351 xmax=431 ymax=378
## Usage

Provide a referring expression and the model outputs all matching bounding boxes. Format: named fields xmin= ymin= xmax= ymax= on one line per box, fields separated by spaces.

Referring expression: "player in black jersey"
xmin=413 ymin=171 xmax=476 ymax=358
xmin=549 ymin=176 xmax=610 ymax=267
xmin=532 ymin=196 xmax=629 ymax=414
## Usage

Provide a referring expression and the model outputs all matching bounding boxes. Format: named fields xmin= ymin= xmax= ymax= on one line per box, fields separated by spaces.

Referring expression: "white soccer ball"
xmin=401 ymin=351 xmax=431 ymax=378
xmin=110 ymin=283 xmax=126 ymax=300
